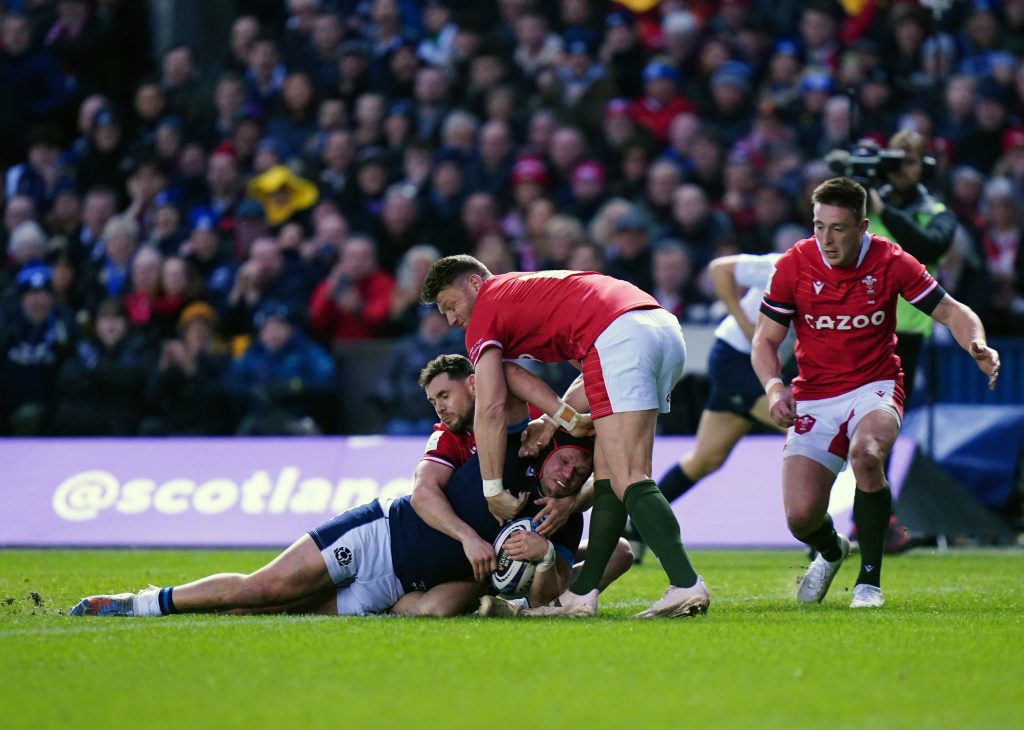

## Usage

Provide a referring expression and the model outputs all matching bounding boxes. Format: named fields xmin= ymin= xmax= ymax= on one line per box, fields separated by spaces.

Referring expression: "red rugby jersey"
xmin=761 ymin=234 xmax=943 ymax=399
xmin=465 ymin=270 xmax=659 ymax=365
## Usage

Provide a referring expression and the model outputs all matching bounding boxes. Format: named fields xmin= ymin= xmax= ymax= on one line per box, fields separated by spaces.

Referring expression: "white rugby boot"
xmin=633 ymin=576 xmax=710 ymax=618
xmin=522 ymin=588 xmax=598 ymax=617
xmin=797 ymin=534 xmax=850 ymax=603
xmin=850 ymin=584 xmax=885 ymax=608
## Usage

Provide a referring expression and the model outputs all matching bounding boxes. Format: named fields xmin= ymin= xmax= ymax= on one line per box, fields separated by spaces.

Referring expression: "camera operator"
xmin=866 ymin=130 xmax=958 ymax=397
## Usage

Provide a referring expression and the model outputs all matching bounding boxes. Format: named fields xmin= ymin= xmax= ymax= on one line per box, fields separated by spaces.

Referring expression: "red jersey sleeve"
xmin=421 ymin=425 xmax=473 ymax=470
xmin=891 ymin=247 xmax=945 ymax=313
xmin=760 ymin=249 xmax=798 ymax=326
xmin=464 ymin=297 xmax=504 ymax=366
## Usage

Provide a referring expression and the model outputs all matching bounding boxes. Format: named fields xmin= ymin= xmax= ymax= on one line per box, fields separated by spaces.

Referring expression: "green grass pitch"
xmin=2 ymin=548 xmax=1022 ymax=729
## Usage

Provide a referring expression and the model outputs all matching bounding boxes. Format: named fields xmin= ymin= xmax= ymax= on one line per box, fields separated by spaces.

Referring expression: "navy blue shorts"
xmin=705 ymin=339 xmax=765 ymax=418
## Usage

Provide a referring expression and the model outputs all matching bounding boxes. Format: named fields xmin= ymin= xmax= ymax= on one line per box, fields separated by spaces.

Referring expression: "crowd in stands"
xmin=1 ymin=0 xmax=1023 ymax=437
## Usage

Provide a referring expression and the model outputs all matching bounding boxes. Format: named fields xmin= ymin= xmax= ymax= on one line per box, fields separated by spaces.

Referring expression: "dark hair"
xmin=811 ymin=177 xmax=867 ymax=221
xmin=418 ymin=353 xmax=474 ymax=388
xmin=420 ymin=255 xmax=491 ymax=304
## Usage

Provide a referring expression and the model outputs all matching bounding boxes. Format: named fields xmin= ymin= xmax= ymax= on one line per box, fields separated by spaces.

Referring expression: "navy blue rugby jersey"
xmin=388 ymin=430 xmax=585 ymax=593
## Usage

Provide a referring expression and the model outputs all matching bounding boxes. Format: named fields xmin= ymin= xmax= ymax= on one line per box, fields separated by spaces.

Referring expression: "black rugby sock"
xmin=798 ymin=515 xmax=843 ymax=562
xmin=854 ymin=487 xmax=891 ymax=588
xmin=656 ymin=463 xmax=697 ymax=503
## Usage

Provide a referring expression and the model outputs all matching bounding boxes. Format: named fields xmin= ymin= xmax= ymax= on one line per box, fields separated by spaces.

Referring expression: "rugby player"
xmin=422 ymin=256 xmax=709 ymax=618
xmin=752 ymin=177 xmax=999 ymax=608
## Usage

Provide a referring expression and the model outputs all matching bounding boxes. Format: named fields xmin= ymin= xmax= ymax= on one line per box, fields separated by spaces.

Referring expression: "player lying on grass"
xmin=70 ymin=356 xmax=630 ymax=617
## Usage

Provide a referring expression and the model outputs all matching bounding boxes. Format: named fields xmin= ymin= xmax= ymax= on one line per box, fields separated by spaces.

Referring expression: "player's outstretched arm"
xmin=752 ymin=312 xmax=796 ymax=428
xmin=929 ymin=294 xmax=1000 ymax=390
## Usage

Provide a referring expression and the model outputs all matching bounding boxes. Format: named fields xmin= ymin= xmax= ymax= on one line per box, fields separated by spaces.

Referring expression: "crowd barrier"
xmin=0 ymin=434 xmax=917 ymax=549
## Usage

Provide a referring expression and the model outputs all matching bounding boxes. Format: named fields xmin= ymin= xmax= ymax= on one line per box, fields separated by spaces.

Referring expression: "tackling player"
xmin=70 ymin=356 xmax=628 ymax=617
xmin=752 ymin=177 xmax=1000 ymax=608
xmin=421 ymin=256 xmax=709 ymax=618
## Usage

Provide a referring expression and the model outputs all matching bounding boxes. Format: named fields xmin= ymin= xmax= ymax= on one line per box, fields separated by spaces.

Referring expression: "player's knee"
xmin=241 ymin=573 xmax=289 ymax=605
xmin=785 ymin=506 xmax=820 ymax=538
xmin=849 ymin=441 xmax=884 ymax=475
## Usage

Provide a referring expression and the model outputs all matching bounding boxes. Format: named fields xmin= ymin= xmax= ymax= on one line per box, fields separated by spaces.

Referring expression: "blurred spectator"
xmin=651 ymin=240 xmax=708 ymax=322
xmin=538 ymin=214 xmax=586 ymax=271
xmin=142 ymin=302 xmax=233 ymax=435
xmin=225 ymin=235 xmax=312 ymax=336
xmin=605 ymin=209 xmax=654 ymax=294
xmin=266 ymin=70 xmax=319 ymax=157
xmin=979 ymin=177 xmax=1024 ymax=335
xmin=84 ymin=215 xmax=140 ymax=306
xmin=181 ymin=211 xmax=236 ymax=313
xmin=567 ymin=161 xmax=609 ymax=224
xmin=636 ymin=158 xmax=682 ymax=232
xmin=309 ymin=234 xmax=395 ymax=344
xmin=50 ymin=298 xmax=153 ymax=435
xmin=632 ymin=58 xmax=695 ymax=146
xmin=73 ymin=107 xmax=132 ymax=198
xmin=121 ymin=245 xmax=163 ymax=339
xmin=382 ymin=243 xmax=441 ymax=337
xmin=0 ymin=265 xmax=78 ymax=434
xmin=5 ymin=126 xmax=66 ymax=213
xmin=600 ymin=10 xmax=646 ymax=100
xmin=741 ymin=183 xmax=794 ymax=254
xmin=0 ymin=13 xmax=70 ymax=166
xmin=567 ymin=241 xmax=605 ymax=273
xmin=664 ymin=183 xmax=734 ymax=272
xmin=226 ymin=300 xmax=337 ymax=435
xmin=373 ymin=305 xmax=462 ymax=435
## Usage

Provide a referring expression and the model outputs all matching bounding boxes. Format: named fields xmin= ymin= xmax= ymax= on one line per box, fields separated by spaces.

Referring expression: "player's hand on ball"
xmin=502 ymin=531 xmax=549 ymax=562
xmin=487 ymin=490 xmax=528 ymax=523
xmin=462 ymin=535 xmax=498 ymax=583
xmin=532 ymin=496 xmax=572 ymax=536
xmin=970 ymin=339 xmax=1000 ymax=390
xmin=768 ymin=387 xmax=797 ymax=429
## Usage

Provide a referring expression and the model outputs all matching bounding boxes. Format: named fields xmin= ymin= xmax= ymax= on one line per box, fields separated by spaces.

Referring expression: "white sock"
xmin=133 ymin=588 xmax=163 ymax=617
xmin=508 ymin=597 xmax=529 ymax=610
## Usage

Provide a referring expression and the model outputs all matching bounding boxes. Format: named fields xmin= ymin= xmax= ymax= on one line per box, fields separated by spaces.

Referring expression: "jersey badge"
xmin=813 ymin=280 xmax=824 ymax=295
xmin=794 ymin=414 xmax=816 ymax=434
xmin=334 ymin=546 xmax=353 ymax=567
xmin=861 ymin=275 xmax=877 ymax=296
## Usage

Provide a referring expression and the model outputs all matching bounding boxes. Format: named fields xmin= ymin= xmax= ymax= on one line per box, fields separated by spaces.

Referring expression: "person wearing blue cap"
xmin=0 ymin=264 xmax=78 ymax=434
xmin=634 ymin=57 xmax=695 ymax=145
xmin=707 ymin=61 xmax=754 ymax=147
xmin=182 ymin=208 xmax=236 ymax=313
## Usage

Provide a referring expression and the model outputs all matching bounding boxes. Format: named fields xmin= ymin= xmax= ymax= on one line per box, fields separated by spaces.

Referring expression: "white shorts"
xmin=308 ymin=499 xmax=405 ymax=615
xmin=582 ymin=308 xmax=686 ymax=418
xmin=783 ymin=380 xmax=904 ymax=475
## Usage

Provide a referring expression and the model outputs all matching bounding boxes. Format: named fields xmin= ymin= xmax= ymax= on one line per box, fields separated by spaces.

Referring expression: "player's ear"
xmin=466 ymin=373 xmax=476 ymax=394
xmin=858 ymin=217 xmax=869 ymax=235
xmin=468 ymin=274 xmax=483 ymax=292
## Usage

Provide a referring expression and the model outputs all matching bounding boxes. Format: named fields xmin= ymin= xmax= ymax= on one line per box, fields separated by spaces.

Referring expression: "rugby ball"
xmin=490 ymin=517 xmax=538 ymax=597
